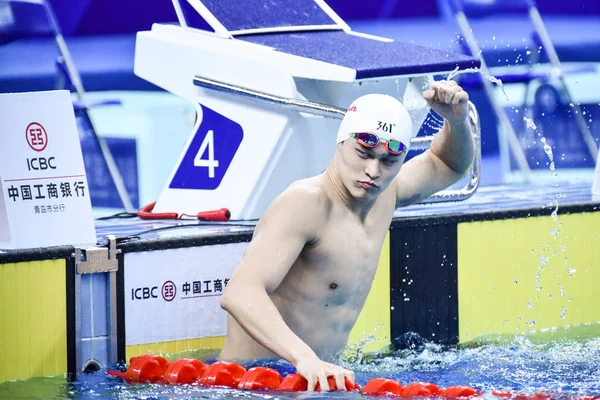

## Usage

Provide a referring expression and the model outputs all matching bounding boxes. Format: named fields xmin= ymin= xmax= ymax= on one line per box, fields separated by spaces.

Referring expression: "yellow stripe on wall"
xmin=348 ymin=232 xmax=391 ymax=354
xmin=126 ymin=336 xmax=225 ymax=361
xmin=0 ymin=260 xmax=67 ymax=383
xmin=458 ymin=212 xmax=600 ymax=343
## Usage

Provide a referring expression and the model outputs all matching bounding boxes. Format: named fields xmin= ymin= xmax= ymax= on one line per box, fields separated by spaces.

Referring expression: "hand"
xmin=423 ymin=80 xmax=469 ymax=125
xmin=295 ymin=355 xmax=355 ymax=392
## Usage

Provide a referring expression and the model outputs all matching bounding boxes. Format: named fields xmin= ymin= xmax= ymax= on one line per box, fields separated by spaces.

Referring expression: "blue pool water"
xmin=1 ymin=331 xmax=599 ymax=399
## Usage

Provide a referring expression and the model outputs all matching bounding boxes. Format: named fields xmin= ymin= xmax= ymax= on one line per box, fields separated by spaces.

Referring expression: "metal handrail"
xmin=421 ymin=100 xmax=480 ymax=204
xmin=193 ymin=75 xmax=481 ymax=203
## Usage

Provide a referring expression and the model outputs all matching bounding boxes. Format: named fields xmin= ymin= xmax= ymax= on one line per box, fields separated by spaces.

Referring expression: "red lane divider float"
xmin=107 ymin=355 xmax=600 ymax=399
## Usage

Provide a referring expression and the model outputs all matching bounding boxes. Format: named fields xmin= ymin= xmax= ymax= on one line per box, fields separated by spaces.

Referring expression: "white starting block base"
xmin=135 ymin=25 xmax=434 ymax=219
xmin=134 ymin=0 xmax=479 ymax=220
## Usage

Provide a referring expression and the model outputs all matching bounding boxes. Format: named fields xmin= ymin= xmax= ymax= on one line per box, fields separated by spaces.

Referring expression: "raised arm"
xmin=219 ymin=184 xmax=353 ymax=391
xmin=394 ymin=80 xmax=475 ymax=207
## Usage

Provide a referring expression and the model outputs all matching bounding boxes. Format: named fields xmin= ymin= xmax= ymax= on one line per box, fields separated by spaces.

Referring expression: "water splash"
xmin=541 ymin=137 xmax=556 ymax=171
xmin=339 ymin=325 xmax=386 ymax=366
xmin=523 ymin=116 xmax=538 ymax=131
xmin=444 ymin=66 xmax=510 ymax=101
xmin=550 ymin=202 xmax=559 ymax=223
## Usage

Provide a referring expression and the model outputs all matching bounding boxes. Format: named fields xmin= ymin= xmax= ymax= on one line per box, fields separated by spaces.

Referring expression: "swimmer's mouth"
xmin=358 ymin=181 xmax=379 ymax=189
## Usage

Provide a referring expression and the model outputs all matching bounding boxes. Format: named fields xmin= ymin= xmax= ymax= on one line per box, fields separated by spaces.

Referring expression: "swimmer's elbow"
xmin=220 ymin=286 xmax=235 ymax=311
xmin=220 ymin=281 xmax=265 ymax=313
xmin=219 ymin=282 xmax=247 ymax=311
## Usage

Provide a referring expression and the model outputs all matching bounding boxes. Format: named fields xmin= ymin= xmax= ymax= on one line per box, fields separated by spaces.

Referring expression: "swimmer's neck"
xmin=323 ymin=161 xmax=376 ymax=220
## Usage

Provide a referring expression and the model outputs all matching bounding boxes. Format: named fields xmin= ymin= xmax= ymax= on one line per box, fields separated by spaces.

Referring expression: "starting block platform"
xmin=134 ymin=0 xmax=481 ymax=220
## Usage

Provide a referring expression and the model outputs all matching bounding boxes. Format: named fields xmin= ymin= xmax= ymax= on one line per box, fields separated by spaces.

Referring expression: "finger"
xmin=307 ymin=375 xmax=316 ymax=392
xmin=444 ymin=86 xmax=454 ymax=104
xmin=318 ymin=373 xmax=330 ymax=392
xmin=423 ymin=87 xmax=438 ymax=107
xmin=334 ymin=372 xmax=346 ymax=392
xmin=437 ymin=85 xmax=448 ymax=104
xmin=452 ymin=91 xmax=469 ymax=104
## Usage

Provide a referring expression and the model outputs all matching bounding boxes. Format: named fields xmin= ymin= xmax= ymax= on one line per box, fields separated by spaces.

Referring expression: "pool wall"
xmin=1 ymin=203 xmax=599 ymax=383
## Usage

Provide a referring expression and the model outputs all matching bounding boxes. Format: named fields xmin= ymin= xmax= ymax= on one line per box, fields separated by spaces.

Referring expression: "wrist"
xmin=291 ymin=348 xmax=318 ymax=366
xmin=446 ymin=118 xmax=469 ymax=130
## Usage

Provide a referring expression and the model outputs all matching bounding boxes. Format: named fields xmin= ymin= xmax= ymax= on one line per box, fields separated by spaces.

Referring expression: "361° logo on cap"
xmin=26 ymin=122 xmax=48 ymax=152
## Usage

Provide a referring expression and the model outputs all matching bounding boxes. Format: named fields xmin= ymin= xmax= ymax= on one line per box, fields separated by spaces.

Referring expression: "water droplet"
xmin=523 ymin=117 xmax=537 ymax=130
xmin=568 ymin=267 xmax=577 ymax=276
xmin=404 ymin=298 xmax=411 ymax=302
xmin=391 ymin=306 xmax=395 ymax=310
xmin=560 ymin=307 xmax=567 ymax=319
xmin=526 ymin=301 xmax=533 ymax=308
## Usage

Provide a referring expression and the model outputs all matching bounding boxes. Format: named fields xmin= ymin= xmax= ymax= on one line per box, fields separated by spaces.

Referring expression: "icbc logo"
xmin=131 ymin=281 xmax=177 ymax=301
xmin=26 ymin=122 xmax=48 ymax=152
xmin=162 ymin=281 xmax=176 ymax=302
xmin=131 ymin=286 xmax=158 ymax=300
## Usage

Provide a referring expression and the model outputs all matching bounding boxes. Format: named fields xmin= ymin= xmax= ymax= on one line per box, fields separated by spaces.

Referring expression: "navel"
xmin=329 ymin=282 xmax=338 ymax=290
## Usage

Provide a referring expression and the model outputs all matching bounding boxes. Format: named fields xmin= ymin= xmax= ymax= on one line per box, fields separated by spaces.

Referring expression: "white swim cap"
xmin=337 ymin=94 xmax=413 ymax=149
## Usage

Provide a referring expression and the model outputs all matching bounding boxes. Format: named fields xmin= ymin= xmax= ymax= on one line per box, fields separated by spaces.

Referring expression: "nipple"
xmin=329 ymin=283 xmax=338 ymax=290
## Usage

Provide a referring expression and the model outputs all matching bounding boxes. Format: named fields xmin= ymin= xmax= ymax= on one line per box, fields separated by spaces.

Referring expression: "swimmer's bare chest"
xmin=273 ymin=200 xmax=394 ymax=321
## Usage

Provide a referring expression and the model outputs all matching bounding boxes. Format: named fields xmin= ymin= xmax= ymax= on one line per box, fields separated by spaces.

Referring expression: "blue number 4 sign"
xmin=170 ymin=105 xmax=244 ymax=190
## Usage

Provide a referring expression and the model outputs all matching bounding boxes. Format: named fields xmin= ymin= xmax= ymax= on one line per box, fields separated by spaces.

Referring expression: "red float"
xmin=198 ymin=360 xmax=246 ymax=388
xmin=161 ymin=358 xmax=207 ymax=385
xmin=238 ymin=367 xmax=283 ymax=390
xmin=107 ymin=354 xmax=595 ymax=399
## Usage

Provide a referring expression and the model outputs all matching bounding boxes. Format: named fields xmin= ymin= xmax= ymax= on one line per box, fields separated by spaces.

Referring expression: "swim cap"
xmin=337 ymin=94 xmax=413 ymax=149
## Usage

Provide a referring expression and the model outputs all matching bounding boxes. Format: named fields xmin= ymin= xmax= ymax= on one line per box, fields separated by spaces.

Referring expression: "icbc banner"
xmin=0 ymin=90 xmax=96 ymax=249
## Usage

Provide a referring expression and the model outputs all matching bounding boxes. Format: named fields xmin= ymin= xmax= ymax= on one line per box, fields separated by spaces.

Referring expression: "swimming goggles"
xmin=351 ymin=132 xmax=406 ymax=155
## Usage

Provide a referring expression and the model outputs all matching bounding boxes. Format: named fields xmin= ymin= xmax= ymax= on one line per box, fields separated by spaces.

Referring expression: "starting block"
xmin=134 ymin=0 xmax=481 ymax=219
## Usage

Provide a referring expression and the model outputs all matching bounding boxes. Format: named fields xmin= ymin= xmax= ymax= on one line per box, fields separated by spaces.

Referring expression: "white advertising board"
xmin=124 ymin=242 xmax=248 ymax=345
xmin=0 ymin=90 xmax=96 ymax=249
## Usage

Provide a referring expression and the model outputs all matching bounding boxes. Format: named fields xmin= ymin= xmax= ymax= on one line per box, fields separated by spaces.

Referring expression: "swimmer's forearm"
xmin=220 ymin=287 xmax=317 ymax=365
xmin=430 ymin=119 xmax=474 ymax=176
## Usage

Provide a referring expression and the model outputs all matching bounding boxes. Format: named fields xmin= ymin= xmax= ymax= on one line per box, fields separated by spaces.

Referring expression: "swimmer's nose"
xmin=365 ymin=160 xmax=380 ymax=181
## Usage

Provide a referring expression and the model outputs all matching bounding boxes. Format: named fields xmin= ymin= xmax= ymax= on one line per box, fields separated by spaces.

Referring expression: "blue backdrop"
xmin=49 ymin=0 xmax=600 ymax=36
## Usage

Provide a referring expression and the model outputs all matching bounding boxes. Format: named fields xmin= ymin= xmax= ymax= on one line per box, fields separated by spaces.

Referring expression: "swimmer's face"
xmin=338 ymin=137 xmax=406 ymax=199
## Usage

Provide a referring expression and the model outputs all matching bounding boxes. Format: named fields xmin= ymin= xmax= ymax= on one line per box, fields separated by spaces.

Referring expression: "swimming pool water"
xmin=1 ymin=328 xmax=598 ymax=400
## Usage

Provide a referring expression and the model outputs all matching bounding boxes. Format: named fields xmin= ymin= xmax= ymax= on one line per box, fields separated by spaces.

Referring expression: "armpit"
xmin=396 ymin=192 xmax=422 ymax=208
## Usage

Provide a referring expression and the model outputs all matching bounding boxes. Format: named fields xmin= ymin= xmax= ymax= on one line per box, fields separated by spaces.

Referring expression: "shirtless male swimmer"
xmin=219 ymin=80 xmax=474 ymax=391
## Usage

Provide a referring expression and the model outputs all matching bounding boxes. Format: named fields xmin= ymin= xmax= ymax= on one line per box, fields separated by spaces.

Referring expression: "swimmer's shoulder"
xmin=263 ymin=177 xmax=332 ymax=222
xmin=284 ymin=177 xmax=332 ymax=215
xmin=254 ymin=178 xmax=331 ymax=242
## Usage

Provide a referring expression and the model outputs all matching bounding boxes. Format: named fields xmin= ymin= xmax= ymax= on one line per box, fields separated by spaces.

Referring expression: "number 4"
xmin=194 ymin=130 xmax=219 ymax=178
